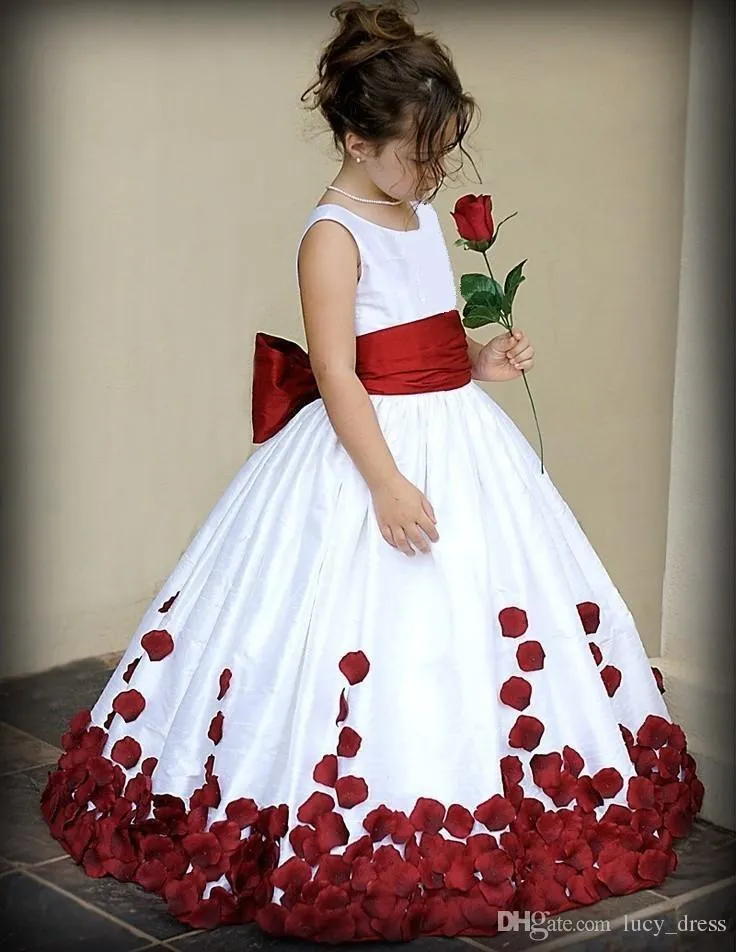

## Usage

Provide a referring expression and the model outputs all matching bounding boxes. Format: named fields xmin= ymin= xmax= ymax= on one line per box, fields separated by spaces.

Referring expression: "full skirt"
xmin=41 ymin=380 xmax=704 ymax=942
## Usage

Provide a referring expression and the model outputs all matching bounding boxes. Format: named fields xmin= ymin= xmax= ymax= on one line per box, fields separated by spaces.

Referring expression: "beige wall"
xmin=5 ymin=0 xmax=692 ymax=677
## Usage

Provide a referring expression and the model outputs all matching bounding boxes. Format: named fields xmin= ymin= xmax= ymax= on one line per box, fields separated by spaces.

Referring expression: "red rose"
xmin=451 ymin=194 xmax=495 ymax=247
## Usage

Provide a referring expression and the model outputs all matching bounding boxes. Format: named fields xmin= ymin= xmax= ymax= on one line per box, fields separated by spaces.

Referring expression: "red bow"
xmin=251 ymin=310 xmax=472 ymax=444
xmin=251 ymin=333 xmax=320 ymax=443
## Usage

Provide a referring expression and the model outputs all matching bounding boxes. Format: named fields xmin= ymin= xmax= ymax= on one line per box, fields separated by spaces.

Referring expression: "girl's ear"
xmin=344 ymin=132 xmax=372 ymax=164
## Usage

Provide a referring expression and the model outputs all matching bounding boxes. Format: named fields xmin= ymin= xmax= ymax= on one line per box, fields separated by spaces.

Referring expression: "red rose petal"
xmin=313 ymin=754 xmax=338 ymax=787
xmin=601 ymin=665 xmax=622 ymax=697
xmin=589 ymin=643 xmax=603 ymax=665
xmin=474 ymin=795 xmax=515 ymax=832
xmin=208 ymin=712 xmax=224 ymax=745
xmin=217 ymin=668 xmax=232 ymax=701
xmin=314 ymin=811 xmax=350 ymax=852
xmin=508 ymin=714 xmax=545 ymax=751
xmin=499 ymin=676 xmax=532 ymax=710
xmin=651 ymin=666 xmax=665 ymax=694
xmin=110 ymin=737 xmax=142 ymax=769
xmin=530 ymin=752 xmax=562 ymax=790
xmin=498 ymin=606 xmax=528 ymax=638
xmin=112 ymin=690 xmax=146 ymax=723
xmin=628 ymin=777 xmax=656 ymax=810
xmin=516 ymin=640 xmax=546 ymax=672
xmin=577 ymin=601 xmax=600 ymax=634
xmin=592 ymin=767 xmax=624 ymax=798
xmin=338 ymin=651 xmax=370 ymax=685
xmin=297 ymin=791 xmax=335 ymax=826
xmin=337 ymin=727 xmax=362 ymax=758
xmin=226 ymin=797 xmax=259 ymax=829
xmin=500 ymin=755 xmax=524 ymax=789
xmin=122 ymin=657 xmax=140 ymax=684
xmin=140 ymin=629 xmax=174 ymax=662
xmin=444 ymin=804 xmax=474 ymax=838
xmin=409 ymin=798 xmax=446 ymax=834
xmin=141 ymin=757 xmax=158 ymax=777
xmin=637 ymin=715 xmax=673 ymax=750
xmin=336 ymin=690 xmax=348 ymax=725
xmin=335 ymin=775 xmax=369 ymax=808
xmin=158 ymin=591 xmax=180 ymax=613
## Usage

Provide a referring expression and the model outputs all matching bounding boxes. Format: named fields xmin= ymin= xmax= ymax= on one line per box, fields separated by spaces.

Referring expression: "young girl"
xmin=41 ymin=1 xmax=703 ymax=943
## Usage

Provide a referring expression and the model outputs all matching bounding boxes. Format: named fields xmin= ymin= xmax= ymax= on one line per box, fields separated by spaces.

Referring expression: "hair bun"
xmin=330 ymin=1 xmax=416 ymax=48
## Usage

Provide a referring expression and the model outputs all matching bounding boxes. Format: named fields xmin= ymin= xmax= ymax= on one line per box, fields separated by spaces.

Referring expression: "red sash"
xmin=251 ymin=309 xmax=472 ymax=443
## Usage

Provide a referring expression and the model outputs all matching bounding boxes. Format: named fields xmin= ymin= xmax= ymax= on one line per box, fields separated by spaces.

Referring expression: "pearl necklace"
xmin=326 ymin=185 xmax=404 ymax=206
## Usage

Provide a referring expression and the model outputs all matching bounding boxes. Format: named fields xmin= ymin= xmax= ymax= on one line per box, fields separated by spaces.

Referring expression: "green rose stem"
xmin=480 ymin=249 xmax=545 ymax=475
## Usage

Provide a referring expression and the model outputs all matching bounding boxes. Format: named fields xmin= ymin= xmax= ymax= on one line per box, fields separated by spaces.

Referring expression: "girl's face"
xmin=347 ymin=117 xmax=459 ymax=204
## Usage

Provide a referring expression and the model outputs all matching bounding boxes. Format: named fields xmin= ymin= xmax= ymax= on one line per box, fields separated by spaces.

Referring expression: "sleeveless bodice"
xmin=295 ymin=201 xmax=458 ymax=336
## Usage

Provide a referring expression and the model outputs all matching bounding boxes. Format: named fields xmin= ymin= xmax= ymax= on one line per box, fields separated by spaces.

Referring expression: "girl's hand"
xmin=475 ymin=328 xmax=535 ymax=382
xmin=371 ymin=473 xmax=439 ymax=557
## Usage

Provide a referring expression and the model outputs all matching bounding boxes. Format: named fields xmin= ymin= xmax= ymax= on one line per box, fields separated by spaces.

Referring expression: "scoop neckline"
xmin=313 ymin=201 xmax=423 ymax=235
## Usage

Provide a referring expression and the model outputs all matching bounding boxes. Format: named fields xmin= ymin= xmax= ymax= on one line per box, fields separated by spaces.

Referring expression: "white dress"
xmin=41 ymin=199 xmax=704 ymax=943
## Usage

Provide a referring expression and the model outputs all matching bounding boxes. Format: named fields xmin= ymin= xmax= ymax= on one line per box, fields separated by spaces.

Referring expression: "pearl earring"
xmin=356 ymin=157 xmax=361 ymax=163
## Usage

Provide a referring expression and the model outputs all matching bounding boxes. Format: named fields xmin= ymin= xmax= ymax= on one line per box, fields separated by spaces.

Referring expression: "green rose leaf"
xmin=462 ymin=302 xmax=505 ymax=327
xmin=460 ymin=272 xmax=496 ymax=301
xmin=502 ymin=259 xmax=527 ymax=312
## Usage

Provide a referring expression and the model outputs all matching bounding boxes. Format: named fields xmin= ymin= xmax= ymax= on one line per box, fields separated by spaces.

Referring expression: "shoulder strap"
xmin=295 ymin=205 xmax=369 ymax=287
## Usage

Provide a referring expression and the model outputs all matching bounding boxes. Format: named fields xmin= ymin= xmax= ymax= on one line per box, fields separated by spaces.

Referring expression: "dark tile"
xmin=676 ymin=926 xmax=736 ymax=952
xmin=166 ymin=925 xmax=467 ymax=952
xmin=0 ymin=656 xmax=114 ymax=746
xmin=35 ymin=855 xmax=192 ymax=941
xmin=0 ymin=721 xmax=60 ymax=775
xmin=0 ymin=869 xmax=155 ymax=950
xmin=470 ymin=889 xmax=673 ymax=950
xmin=0 ymin=764 xmax=66 ymax=864
xmin=648 ymin=822 xmax=736 ymax=900
xmin=671 ymin=877 xmax=736 ymax=928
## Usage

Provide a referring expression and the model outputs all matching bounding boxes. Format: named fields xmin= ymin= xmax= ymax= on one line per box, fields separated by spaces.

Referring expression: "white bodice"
xmin=295 ymin=201 xmax=458 ymax=337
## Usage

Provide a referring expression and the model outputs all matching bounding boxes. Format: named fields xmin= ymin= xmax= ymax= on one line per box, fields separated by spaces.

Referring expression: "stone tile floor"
xmin=0 ymin=655 xmax=733 ymax=951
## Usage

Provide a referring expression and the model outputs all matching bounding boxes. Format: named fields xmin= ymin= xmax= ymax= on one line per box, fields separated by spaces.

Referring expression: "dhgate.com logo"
xmin=497 ymin=910 xmax=611 ymax=943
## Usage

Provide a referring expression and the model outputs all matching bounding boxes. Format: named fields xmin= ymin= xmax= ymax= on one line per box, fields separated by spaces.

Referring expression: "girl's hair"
xmin=301 ymin=0 xmax=479 ymax=201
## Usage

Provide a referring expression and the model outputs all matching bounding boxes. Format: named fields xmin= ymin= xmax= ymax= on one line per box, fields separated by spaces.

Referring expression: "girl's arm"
xmin=465 ymin=332 xmax=484 ymax=378
xmin=298 ymin=220 xmax=401 ymax=491
xmin=297 ymin=220 xmax=439 ymax=557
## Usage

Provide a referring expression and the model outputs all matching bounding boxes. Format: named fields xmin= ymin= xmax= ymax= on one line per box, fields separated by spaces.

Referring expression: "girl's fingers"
xmin=421 ymin=494 xmax=437 ymax=524
xmin=419 ymin=515 xmax=440 ymax=543
xmin=406 ymin=524 xmax=430 ymax=554
xmin=380 ymin=525 xmax=396 ymax=548
xmin=508 ymin=345 xmax=534 ymax=368
xmin=392 ymin=526 xmax=415 ymax=558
